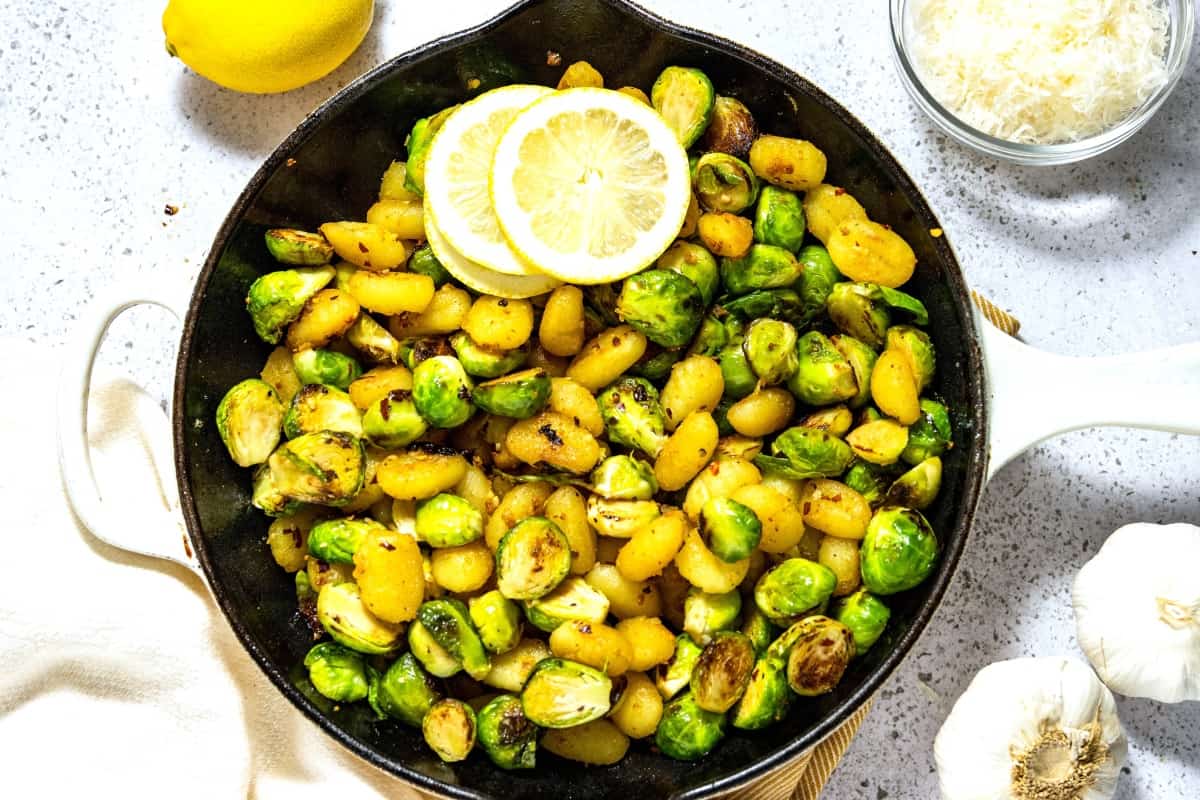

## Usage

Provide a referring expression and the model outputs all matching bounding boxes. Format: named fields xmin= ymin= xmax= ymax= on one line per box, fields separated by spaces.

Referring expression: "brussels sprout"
xmin=785 ymin=615 xmax=854 ymax=696
xmin=477 ymin=694 xmax=537 ymax=770
xmin=216 ymin=378 xmax=284 ymax=467
xmin=751 ymin=454 xmax=813 ymax=482
xmin=264 ymin=228 xmax=334 ymax=266
xmin=699 ymin=498 xmax=762 ymax=562
xmin=345 ymin=314 xmax=402 ymax=365
xmin=245 ymin=266 xmax=336 ymax=344
xmin=753 ymin=186 xmax=806 ymax=252
xmin=658 ymin=241 xmax=720 ymax=306
xmin=754 ymin=558 xmax=837 ymax=625
xmin=796 ymin=244 xmax=841 ymax=319
xmin=521 ymin=658 xmax=613 ymax=728
xmin=902 ymin=399 xmax=952 ymax=465
xmin=449 ymin=331 xmax=528 ymax=379
xmin=740 ymin=606 xmax=778 ymax=657
xmin=303 ymin=642 xmax=368 ymax=702
xmin=861 ymin=506 xmax=939 ymax=594
xmin=399 ymin=336 xmax=454 ymax=370
xmin=404 ymin=105 xmax=459 ymax=195
xmin=317 ymin=582 xmax=402 ymax=654
xmin=701 ymin=95 xmax=758 ymax=158
xmin=770 ymin=427 xmax=854 ymax=478
xmin=630 ymin=345 xmax=685 ymax=381
xmin=496 ymin=517 xmax=572 ymax=600
xmin=408 ymin=619 xmax=462 ymax=678
xmin=415 ymin=493 xmax=484 ymax=547
xmin=886 ymin=457 xmax=942 ymax=509
xmin=468 ymin=590 xmax=523 ymax=654
xmin=694 ymin=152 xmax=759 ymax=214
xmin=251 ymin=465 xmax=302 ymax=517
xmin=688 ymin=315 xmax=728 ymax=357
xmin=591 ymin=455 xmax=658 ymax=500
xmin=423 ymin=698 xmax=477 ymax=763
xmin=875 ymin=285 xmax=929 ymax=324
xmin=418 ymin=598 xmax=491 ymax=680
xmin=292 ymin=349 xmax=362 ymax=391
xmin=596 ymin=377 xmax=668 ymax=457
xmin=830 ymin=335 xmax=878 ymax=409
xmin=842 ymin=459 xmax=897 ymax=507
xmin=716 ymin=338 xmax=757 ymax=401
xmin=368 ymin=651 xmax=441 ymax=724
xmin=690 ymin=631 xmax=756 ymax=713
xmin=712 ymin=398 xmax=736 ymax=436
xmin=799 ymin=404 xmax=854 ymax=437
xmin=730 ymin=656 xmax=791 ymax=730
xmin=523 ymin=576 xmax=611 ymax=633
xmin=886 ymin=326 xmax=935 ymax=392
xmin=412 ymin=355 xmax=475 ymax=428
xmin=720 ymin=244 xmax=803 ymax=296
xmin=307 ymin=517 xmax=380 ymax=564
xmin=827 ymin=282 xmax=890 ymax=348
xmin=716 ymin=435 xmax=763 ymax=461
xmin=408 ymin=242 xmax=453 ymax=287
xmin=719 ymin=288 xmax=806 ymax=322
xmin=482 ymin=637 xmax=551 ymax=693
xmin=787 ymin=331 xmax=859 ymax=406
xmin=742 ymin=318 xmax=799 ymax=386
xmin=654 ymin=691 xmax=726 ymax=760
xmin=651 ymin=66 xmax=716 ymax=148
xmin=296 ymin=568 xmax=316 ymax=605
xmin=684 ymin=587 xmax=743 ymax=645
xmin=268 ymin=430 xmax=367 ymax=506
xmin=586 ymin=496 xmax=662 ymax=538
xmin=582 ymin=283 xmax=622 ymax=328
xmin=830 ymin=589 xmax=891 ymax=656
xmin=616 ymin=269 xmax=704 ymax=348
xmin=282 ymin=383 xmax=363 ymax=440
xmin=472 ymin=367 xmax=551 ymax=419
xmin=361 ymin=389 xmax=427 ymax=449
xmin=655 ymin=634 xmax=704 ymax=699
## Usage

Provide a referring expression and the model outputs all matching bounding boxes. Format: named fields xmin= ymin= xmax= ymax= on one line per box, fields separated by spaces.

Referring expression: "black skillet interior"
xmin=175 ymin=1 xmax=987 ymax=797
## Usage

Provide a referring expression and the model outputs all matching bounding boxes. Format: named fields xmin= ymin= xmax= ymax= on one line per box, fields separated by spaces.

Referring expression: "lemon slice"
xmin=423 ymin=85 xmax=553 ymax=277
xmin=490 ymin=88 xmax=692 ymax=285
xmin=424 ymin=209 xmax=560 ymax=299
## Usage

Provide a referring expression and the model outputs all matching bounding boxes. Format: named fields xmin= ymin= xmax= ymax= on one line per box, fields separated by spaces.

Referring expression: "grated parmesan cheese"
xmin=908 ymin=0 xmax=1170 ymax=144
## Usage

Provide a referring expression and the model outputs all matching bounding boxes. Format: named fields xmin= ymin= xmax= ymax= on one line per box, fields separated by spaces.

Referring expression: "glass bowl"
xmin=890 ymin=0 xmax=1195 ymax=165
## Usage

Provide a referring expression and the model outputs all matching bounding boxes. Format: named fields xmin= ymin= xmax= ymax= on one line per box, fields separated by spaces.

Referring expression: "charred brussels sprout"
xmin=586 ymin=496 xmax=661 ymax=538
xmin=408 ymin=243 xmax=453 ymax=287
xmin=753 ymin=186 xmax=806 ymax=252
xmin=831 ymin=335 xmax=878 ymax=409
xmin=251 ymin=465 xmax=301 ymax=517
xmin=902 ymin=399 xmax=952 ymax=465
xmin=423 ymin=698 xmax=476 ymax=763
xmin=796 ymin=244 xmax=841 ymax=317
xmin=316 ymin=582 xmax=402 ymax=654
xmin=449 ymin=331 xmax=528 ymax=378
xmin=345 ymin=314 xmax=402 ymax=365
xmin=477 ymin=694 xmax=538 ymax=770
xmin=684 ymin=588 xmax=743 ymax=646
xmin=651 ymin=66 xmax=716 ymax=148
xmin=408 ymin=620 xmax=462 ymax=677
xmin=743 ymin=318 xmax=799 ymax=386
xmin=283 ymin=384 xmax=363 ymax=440
xmin=370 ymin=652 xmax=441 ymax=725
xmin=770 ymin=427 xmax=854 ymax=478
xmin=591 ymin=455 xmax=658 ymax=500
xmin=886 ymin=326 xmax=935 ymax=392
xmin=523 ymin=576 xmax=610 ymax=632
xmin=245 ymin=266 xmax=335 ymax=344
xmin=716 ymin=338 xmax=758 ymax=401
xmin=417 ymin=598 xmax=491 ymax=680
xmin=690 ymin=631 xmax=756 ymax=712
xmin=630 ymin=345 xmax=684 ymax=381
xmin=496 ymin=517 xmax=572 ymax=600
xmin=361 ymin=389 xmax=427 ymax=449
xmin=741 ymin=606 xmax=778 ymax=656
xmin=885 ymin=457 xmax=942 ymax=509
xmin=860 ymin=507 xmax=939 ymax=594
xmin=307 ymin=518 xmax=380 ymax=564
xmin=730 ymin=657 xmax=791 ymax=730
xmin=688 ymin=315 xmax=728 ymax=357
xmin=657 ymin=241 xmax=720 ymax=306
xmin=268 ymin=430 xmax=366 ymax=506
xmin=265 ymin=229 xmax=334 ymax=266
xmin=616 ymin=269 xmax=704 ymax=348
xmin=472 ymin=368 xmax=551 ymax=419
xmin=701 ymin=95 xmax=758 ymax=158
xmin=827 ymin=282 xmax=890 ymax=349
xmin=784 ymin=615 xmax=854 ymax=696
xmin=787 ymin=331 xmax=859 ymax=406
xmin=415 ymin=493 xmax=484 ymax=547
xmin=694 ymin=152 xmax=759 ymax=214
xmin=399 ymin=336 xmax=454 ymax=370
xmin=412 ymin=355 xmax=475 ymax=428
xmin=468 ymin=590 xmax=523 ymax=654
xmin=842 ymin=459 xmax=896 ymax=507
xmin=521 ymin=658 xmax=613 ymax=728
xmin=830 ymin=590 xmax=891 ymax=656
xmin=700 ymin=497 xmax=762 ymax=562
xmin=754 ymin=558 xmax=837 ymax=625
xmin=216 ymin=378 xmax=284 ymax=467
xmin=303 ymin=642 xmax=368 ymax=702
xmin=404 ymin=105 xmax=458 ymax=195
xmin=292 ymin=349 xmax=362 ymax=391
xmin=655 ymin=691 xmax=726 ymax=760
xmin=719 ymin=288 xmax=806 ymax=322
xmin=596 ymin=377 xmax=669 ymax=457
xmin=720 ymin=244 xmax=803 ymax=296
xmin=656 ymin=634 xmax=704 ymax=699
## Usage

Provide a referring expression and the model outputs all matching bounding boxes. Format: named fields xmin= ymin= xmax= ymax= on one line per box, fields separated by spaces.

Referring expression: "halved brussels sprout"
xmin=468 ymin=590 xmax=523 ymax=655
xmin=404 ymin=105 xmax=459 ymax=195
xmin=316 ymin=582 xmax=402 ymax=654
xmin=265 ymin=228 xmax=334 ymax=266
xmin=307 ymin=518 xmax=380 ymax=564
xmin=886 ymin=325 xmax=935 ymax=392
xmin=830 ymin=589 xmax=891 ymax=656
xmin=630 ymin=345 xmax=685 ymax=382
xmin=418 ymin=598 xmax=491 ymax=680
xmin=719 ymin=288 xmax=806 ymax=322
xmin=902 ymin=399 xmax=952 ymax=465
xmin=616 ymin=269 xmax=704 ymax=348
xmin=827 ymin=282 xmax=890 ymax=348
xmin=586 ymin=496 xmax=661 ymax=539
xmin=472 ymin=367 xmax=551 ymax=419
xmin=716 ymin=338 xmax=757 ymax=401
xmin=688 ymin=315 xmax=729 ymax=357
xmin=651 ymin=66 xmax=716 ymax=148
xmin=303 ymin=641 xmax=368 ymax=702
xmin=785 ymin=615 xmax=854 ymax=696
xmin=398 ymin=336 xmax=453 ymax=371
xmin=345 ymin=314 xmax=402 ymax=365
xmin=655 ymin=634 xmax=704 ymax=700
xmin=412 ymin=355 xmax=475 ymax=428
xmin=699 ymin=497 xmax=762 ymax=562
xmin=251 ymin=465 xmax=302 ymax=517
xmin=885 ymin=457 xmax=942 ymax=509
xmin=496 ymin=517 xmax=572 ymax=600
xmin=742 ymin=318 xmax=799 ymax=386
xmin=683 ymin=587 xmax=743 ymax=646
xmin=477 ymin=694 xmax=537 ymax=770
xmin=216 ymin=378 xmax=284 ymax=467
xmin=415 ymin=493 xmax=484 ymax=547
xmin=245 ymin=266 xmax=335 ymax=344
xmin=408 ymin=243 xmax=453 ymax=287
xmin=830 ymin=335 xmax=878 ymax=409
xmin=690 ymin=631 xmax=756 ymax=712
xmin=658 ymin=242 xmax=720 ymax=307
xmin=292 ymin=349 xmax=362 ymax=391
xmin=361 ymin=389 xmax=427 ymax=449
xmin=716 ymin=435 xmax=763 ymax=461
xmin=860 ymin=506 xmax=939 ymax=595
xmin=753 ymin=186 xmax=805 ymax=253
xmin=694 ymin=152 xmax=759 ymax=214
xmin=754 ymin=558 xmax=837 ymax=625
xmin=730 ymin=656 xmax=791 ymax=730
xmin=282 ymin=384 xmax=363 ymax=440
xmin=701 ymin=95 xmax=758 ymax=158
xmin=787 ymin=331 xmax=859 ymax=406
xmin=423 ymin=698 xmax=477 ymax=763
xmin=522 ymin=576 xmax=611 ymax=632
xmin=655 ymin=691 xmax=726 ymax=760
xmin=596 ymin=377 xmax=668 ymax=458
xmin=741 ymin=605 xmax=778 ymax=657
xmin=521 ymin=657 xmax=613 ymax=728
xmin=449 ymin=331 xmax=529 ymax=379
xmin=770 ymin=427 xmax=854 ymax=478
xmin=720 ymin=244 xmax=803 ymax=296
xmin=369 ymin=651 xmax=441 ymax=725
xmin=268 ymin=430 xmax=366 ymax=506
xmin=408 ymin=619 xmax=462 ymax=678
xmin=591 ymin=455 xmax=658 ymax=500
xmin=800 ymin=404 xmax=854 ymax=437
xmin=796 ymin=244 xmax=841 ymax=320
xmin=842 ymin=459 xmax=897 ymax=507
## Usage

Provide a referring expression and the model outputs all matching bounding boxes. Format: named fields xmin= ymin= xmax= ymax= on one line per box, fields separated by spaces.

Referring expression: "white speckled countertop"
xmin=4 ymin=0 xmax=1197 ymax=796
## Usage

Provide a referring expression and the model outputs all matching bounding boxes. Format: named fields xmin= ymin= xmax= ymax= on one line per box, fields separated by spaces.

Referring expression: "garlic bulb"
xmin=1072 ymin=522 xmax=1200 ymax=703
xmin=935 ymin=657 xmax=1126 ymax=800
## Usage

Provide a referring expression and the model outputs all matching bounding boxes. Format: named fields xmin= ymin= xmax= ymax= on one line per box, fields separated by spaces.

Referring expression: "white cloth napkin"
xmin=0 ymin=339 xmax=417 ymax=799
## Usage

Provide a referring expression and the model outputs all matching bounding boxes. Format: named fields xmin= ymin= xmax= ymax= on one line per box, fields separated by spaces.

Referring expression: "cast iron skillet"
xmin=174 ymin=0 xmax=987 ymax=796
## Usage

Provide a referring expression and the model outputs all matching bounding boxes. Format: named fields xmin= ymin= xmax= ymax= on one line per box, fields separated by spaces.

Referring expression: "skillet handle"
xmin=980 ymin=315 xmax=1200 ymax=481
xmin=56 ymin=281 xmax=201 ymax=574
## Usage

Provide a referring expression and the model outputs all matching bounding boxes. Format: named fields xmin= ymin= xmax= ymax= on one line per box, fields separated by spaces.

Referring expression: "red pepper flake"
xmin=546 ymin=51 xmax=562 ymax=66
xmin=163 ymin=204 xmax=179 ymax=216
xmin=285 ymin=158 xmax=298 ymax=167
xmin=833 ymin=187 xmax=846 ymax=196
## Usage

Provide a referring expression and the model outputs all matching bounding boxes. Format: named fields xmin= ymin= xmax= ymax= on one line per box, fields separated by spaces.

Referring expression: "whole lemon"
xmin=163 ymin=0 xmax=375 ymax=94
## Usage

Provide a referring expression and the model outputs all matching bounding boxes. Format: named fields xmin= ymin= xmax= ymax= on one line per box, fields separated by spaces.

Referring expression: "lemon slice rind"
xmin=424 ymin=210 xmax=560 ymax=299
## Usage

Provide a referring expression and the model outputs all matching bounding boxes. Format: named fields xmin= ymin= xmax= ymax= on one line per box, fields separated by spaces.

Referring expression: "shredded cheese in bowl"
xmin=908 ymin=0 xmax=1170 ymax=144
